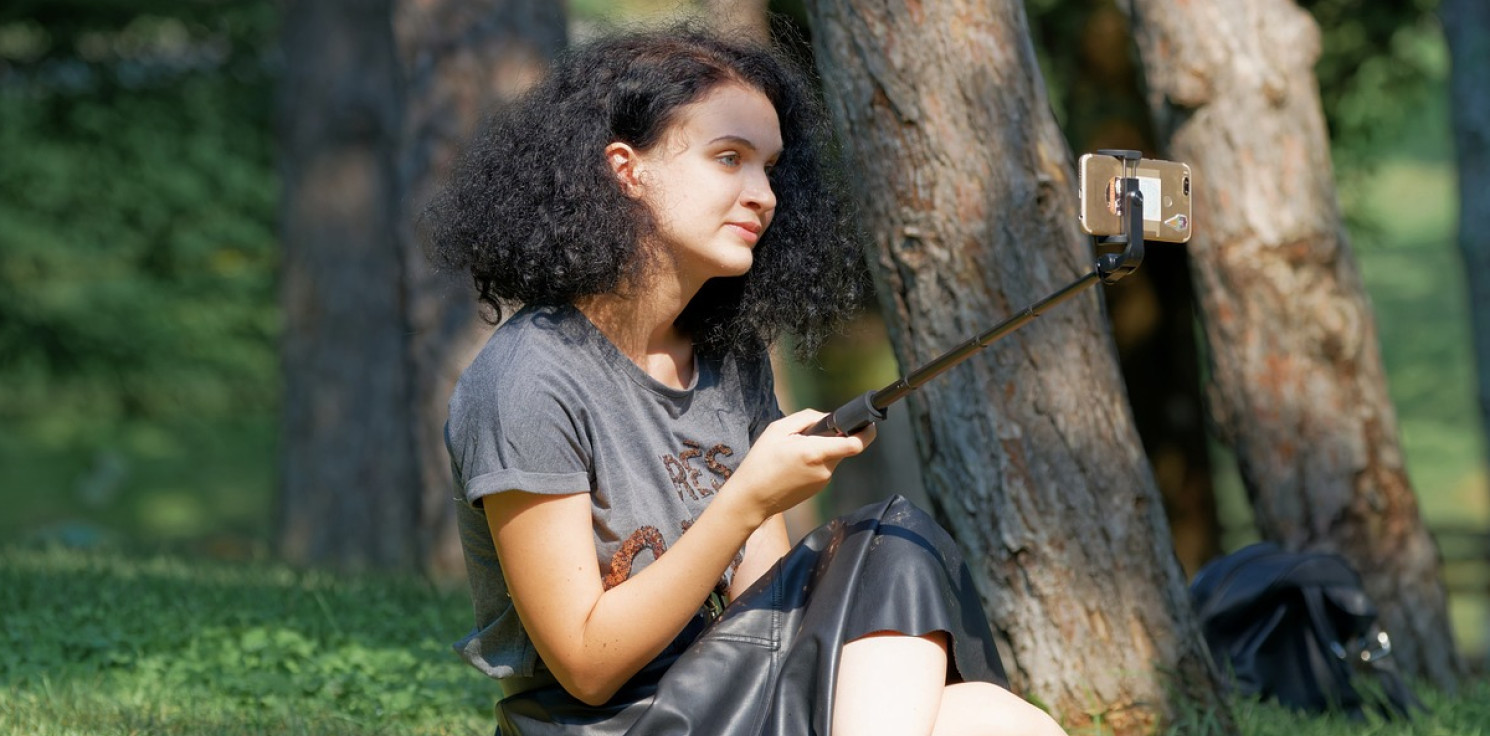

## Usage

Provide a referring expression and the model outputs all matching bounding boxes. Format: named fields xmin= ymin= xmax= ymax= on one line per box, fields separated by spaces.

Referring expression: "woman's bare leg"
xmin=931 ymin=681 xmax=1067 ymax=736
xmin=832 ymin=631 xmax=949 ymax=736
xmin=834 ymin=632 xmax=1067 ymax=736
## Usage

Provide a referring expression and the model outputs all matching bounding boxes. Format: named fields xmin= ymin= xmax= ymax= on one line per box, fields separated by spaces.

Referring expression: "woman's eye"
xmin=717 ymin=153 xmax=740 ymax=167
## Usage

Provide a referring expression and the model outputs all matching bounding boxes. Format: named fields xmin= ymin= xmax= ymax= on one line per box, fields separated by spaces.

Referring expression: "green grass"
xmin=1187 ymin=685 xmax=1490 ymax=736
xmin=0 ymin=546 xmax=493 ymax=736
xmin=3 ymin=546 xmax=1487 ymax=736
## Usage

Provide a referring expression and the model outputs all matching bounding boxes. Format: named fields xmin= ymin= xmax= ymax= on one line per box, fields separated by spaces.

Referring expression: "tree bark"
xmin=804 ymin=1 xmax=1229 ymax=731
xmin=277 ymin=0 xmax=417 ymax=570
xmin=392 ymin=0 xmax=566 ymax=580
xmin=1443 ymin=0 xmax=1490 ymax=532
xmin=1127 ymin=0 xmax=1463 ymax=687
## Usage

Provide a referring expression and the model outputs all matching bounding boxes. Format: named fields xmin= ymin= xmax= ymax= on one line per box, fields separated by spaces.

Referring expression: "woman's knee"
xmin=880 ymin=495 xmax=954 ymax=540
xmin=934 ymin=681 xmax=1067 ymax=736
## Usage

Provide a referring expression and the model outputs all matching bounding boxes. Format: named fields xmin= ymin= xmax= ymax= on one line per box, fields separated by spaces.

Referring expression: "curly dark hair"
xmin=422 ymin=24 xmax=869 ymax=358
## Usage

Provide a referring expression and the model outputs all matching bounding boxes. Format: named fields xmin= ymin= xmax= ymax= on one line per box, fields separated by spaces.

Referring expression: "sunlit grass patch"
xmin=0 ymin=547 xmax=494 ymax=736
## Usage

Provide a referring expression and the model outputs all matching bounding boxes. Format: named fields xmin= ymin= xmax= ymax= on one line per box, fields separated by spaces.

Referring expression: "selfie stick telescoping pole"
xmin=806 ymin=149 xmax=1148 ymax=438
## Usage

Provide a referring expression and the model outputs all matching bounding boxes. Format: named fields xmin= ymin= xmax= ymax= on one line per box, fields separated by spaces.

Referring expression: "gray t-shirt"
xmin=447 ymin=304 xmax=781 ymax=681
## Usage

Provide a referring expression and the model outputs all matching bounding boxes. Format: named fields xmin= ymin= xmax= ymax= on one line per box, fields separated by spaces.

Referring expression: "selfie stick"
xmin=806 ymin=149 xmax=1147 ymax=438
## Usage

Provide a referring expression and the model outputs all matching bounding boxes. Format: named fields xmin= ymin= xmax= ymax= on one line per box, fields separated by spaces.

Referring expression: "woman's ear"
xmin=605 ymin=142 xmax=643 ymax=197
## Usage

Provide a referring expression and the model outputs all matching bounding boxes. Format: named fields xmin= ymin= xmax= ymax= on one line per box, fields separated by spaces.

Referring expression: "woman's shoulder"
xmin=452 ymin=305 xmax=603 ymax=408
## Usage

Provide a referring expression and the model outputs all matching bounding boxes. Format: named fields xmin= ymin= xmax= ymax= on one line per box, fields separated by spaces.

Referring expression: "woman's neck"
xmin=577 ymin=287 xmax=697 ymax=390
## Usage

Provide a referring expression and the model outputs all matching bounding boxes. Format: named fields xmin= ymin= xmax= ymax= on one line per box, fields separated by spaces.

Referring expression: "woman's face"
xmin=620 ymin=82 xmax=782 ymax=289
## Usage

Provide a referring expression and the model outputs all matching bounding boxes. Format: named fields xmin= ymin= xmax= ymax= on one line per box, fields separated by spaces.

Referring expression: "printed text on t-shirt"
xmin=661 ymin=439 xmax=735 ymax=501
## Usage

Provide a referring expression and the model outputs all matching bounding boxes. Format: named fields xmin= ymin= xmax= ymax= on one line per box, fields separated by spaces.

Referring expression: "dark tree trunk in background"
xmin=277 ymin=0 xmax=416 ymax=569
xmin=1128 ymin=0 xmax=1463 ymax=688
xmin=804 ymin=1 xmax=1229 ymax=731
xmin=277 ymin=0 xmax=565 ymax=574
xmin=1107 ymin=248 xmax=1220 ymax=577
xmin=1442 ymin=0 xmax=1490 ymax=525
xmin=393 ymin=0 xmax=567 ymax=579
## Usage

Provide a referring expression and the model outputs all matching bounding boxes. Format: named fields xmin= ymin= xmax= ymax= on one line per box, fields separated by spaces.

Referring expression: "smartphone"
xmin=1078 ymin=153 xmax=1192 ymax=244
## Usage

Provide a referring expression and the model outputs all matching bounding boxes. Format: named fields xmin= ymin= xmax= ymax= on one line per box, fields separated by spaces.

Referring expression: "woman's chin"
xmin=715 ymin=252 xmax=755 ymax=278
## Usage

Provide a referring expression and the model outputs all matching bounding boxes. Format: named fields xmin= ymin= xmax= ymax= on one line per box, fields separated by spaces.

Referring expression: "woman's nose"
xmin=742 ymin=168 xmax=777 ymax=212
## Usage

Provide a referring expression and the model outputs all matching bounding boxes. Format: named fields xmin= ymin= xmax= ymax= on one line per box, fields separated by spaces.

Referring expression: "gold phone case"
xmin=1078 ymin=153 xmax=1192 ymax=244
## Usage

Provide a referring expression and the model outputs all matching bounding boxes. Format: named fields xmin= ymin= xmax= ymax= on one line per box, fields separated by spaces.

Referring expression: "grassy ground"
xmin=0 ymin=546 xmax=492 ymax=736
xmin=2 ymin=545 xmax=1486 ymax=736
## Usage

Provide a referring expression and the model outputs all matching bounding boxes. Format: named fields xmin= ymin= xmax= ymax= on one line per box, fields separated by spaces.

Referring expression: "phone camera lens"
xmin=1183 ymin=177 xmax=1190 ymax=196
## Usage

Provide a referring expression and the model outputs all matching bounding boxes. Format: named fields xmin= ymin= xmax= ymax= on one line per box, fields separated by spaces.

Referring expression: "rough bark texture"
xmin=1127 ymin=0 xmax=1462 ymax=687
xmin=393 ymin=0 xmax=566 ymax=580
xmin=1443 ymin=0 xmax=1490 ymax=513
xmin=277 ymin=0 xmax=417 ymax=569
xmin=804 ymin=1 xmax=1229 ymax=731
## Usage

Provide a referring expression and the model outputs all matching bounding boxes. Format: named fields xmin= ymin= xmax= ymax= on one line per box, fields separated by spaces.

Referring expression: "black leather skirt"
xmin=495 ymin=495 xmax=1008 ymax=735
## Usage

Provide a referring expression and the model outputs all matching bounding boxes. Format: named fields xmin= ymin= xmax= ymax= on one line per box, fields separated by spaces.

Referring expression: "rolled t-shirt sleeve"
xmin=446 ymin=376 xmax=592 ymax=507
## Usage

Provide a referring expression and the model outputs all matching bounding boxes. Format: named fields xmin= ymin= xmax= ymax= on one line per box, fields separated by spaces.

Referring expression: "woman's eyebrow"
xmin=708 ymin=135 xmax=783 ymax=156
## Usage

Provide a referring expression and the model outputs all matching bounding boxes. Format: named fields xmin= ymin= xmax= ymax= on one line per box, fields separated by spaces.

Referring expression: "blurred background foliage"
xmin=1 ymin=0 xmax=1480 ymax=653
xmin=0 ymin=0 xmax=279 ymax=549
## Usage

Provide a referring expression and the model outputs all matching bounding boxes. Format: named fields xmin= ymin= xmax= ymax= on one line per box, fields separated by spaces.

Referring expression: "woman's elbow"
xmin=572 ymin=685 xmax=619 ymax=708
xmin=553 ymin=664 xmax=624 ymax=707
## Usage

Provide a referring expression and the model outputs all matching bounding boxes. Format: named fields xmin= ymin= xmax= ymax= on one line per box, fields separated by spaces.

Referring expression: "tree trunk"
xmin=392 ymin=0 xmax=567 ymax=580
xmin=1127 ymin=0 xmax=1463 ymax=687
xmin=699 ymin=0 xmax=770 ymax=39
xmin=1443 ymin=0 xmax=1490 ymax=531
xmin=804 ymin=1 xmax=1229 ymax=731
xmin=277 ymin=0 xmax=417 ymax=570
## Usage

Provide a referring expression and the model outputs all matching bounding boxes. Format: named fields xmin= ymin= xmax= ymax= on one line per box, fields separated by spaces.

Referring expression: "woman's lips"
xmin=726 ymin=221 xmax=761 ymax=244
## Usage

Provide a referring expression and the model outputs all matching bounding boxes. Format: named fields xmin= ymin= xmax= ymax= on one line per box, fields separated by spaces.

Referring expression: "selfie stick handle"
xmin=807 ymin=152 xmax=1145 ymax=438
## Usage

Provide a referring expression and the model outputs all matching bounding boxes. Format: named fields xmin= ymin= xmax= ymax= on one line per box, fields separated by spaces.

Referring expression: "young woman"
xmin=426 ymin=25 xmax=1067 ymax=736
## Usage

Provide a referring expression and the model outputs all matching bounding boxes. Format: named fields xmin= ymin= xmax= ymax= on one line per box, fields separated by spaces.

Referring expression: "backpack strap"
xmin=1299 ymin=586 xmax=1361 ymax=711
xmin=1302 ymin=588 xmax=1424 ymax=719
xmin=1351 ymin=626 xmax=1427 ymax=719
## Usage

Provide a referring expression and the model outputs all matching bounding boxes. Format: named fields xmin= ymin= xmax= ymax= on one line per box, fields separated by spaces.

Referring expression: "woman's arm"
xmin=729 ymin=513 xmax=790 ymax=600
xmin=485 ymin=409 xmax=871 ymax=706
xmin=486 ymin=488 xmax=756 ymax=705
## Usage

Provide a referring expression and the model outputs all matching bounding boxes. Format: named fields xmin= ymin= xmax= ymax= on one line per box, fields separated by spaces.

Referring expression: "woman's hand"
xmin=726 ymin=409 xmax=877 ymax=525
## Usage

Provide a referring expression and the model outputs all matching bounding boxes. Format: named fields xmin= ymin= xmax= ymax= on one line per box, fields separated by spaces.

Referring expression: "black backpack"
xmin=1189 ymin=542 xmax=1424 ymax=719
